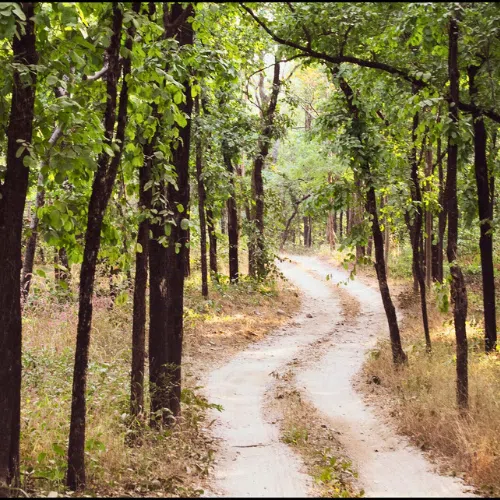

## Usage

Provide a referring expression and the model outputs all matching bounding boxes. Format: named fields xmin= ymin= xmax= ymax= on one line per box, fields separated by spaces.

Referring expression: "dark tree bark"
xmin=367 ymin=236 xmax=373 ymax=258
xmin=468 ymin=64 xmax=497 ymax=353
xmin=195 ymin=96 xmax=209 ymax=297
xmin=334 ymin=69 xmax=406 ymax=366
xmin=433 ymin=136 xmax=446 ymax=282
xmin=206 ymin=206 xmax=218 ymax=276
xmin=149 ymin=3 xmax=194 ymax=424
xmin=446 ymin=13 xmax=468 ymax=411
xmin=249 ymin=60 xmax=281 ymax=278
xmin=0 ymin=3 xmax=38 ymax=489
xmin=367 ymin=185 xmax=407 ymax=365
xmin=408 ymin=105 xmax=431 ymax=352
xmin=303 ymin=215 xmax=310 ymax=247
xmin=67 ymin=4 xmax=136 ymax=489
xmin=184 ymin=195 xmax=191 ymax=278
xmin=339 ymin=210 xmax=343 ymax=238
xmin=58 ymin=247 xmax=70 ymax=286
xmin=222 ymin=143 xmax=239 ymax=283
xmin=130 ymin=140 xmax=153 ymax=418
xmin=21 ymin=126 xmax=63 ymax=303
xmin=424 ymin=148 xmax=433 ymax=288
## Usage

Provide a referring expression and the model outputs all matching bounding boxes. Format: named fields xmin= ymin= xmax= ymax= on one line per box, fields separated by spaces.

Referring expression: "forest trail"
xmin=203 ymin=255 xmax=477 ymax=498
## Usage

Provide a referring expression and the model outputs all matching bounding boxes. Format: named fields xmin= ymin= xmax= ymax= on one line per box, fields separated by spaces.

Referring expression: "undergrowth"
xmin=20 ymin=259 xmax=299 ymax=497
xmin=362 ymin=285 xmax=500 ymax=497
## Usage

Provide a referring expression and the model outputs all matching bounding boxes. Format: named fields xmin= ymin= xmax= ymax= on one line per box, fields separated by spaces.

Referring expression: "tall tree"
xmin=222 ymin=140 xmax=239 ymax=282
xmin=446 ymin=11 xmax=468 ymax=411
xmin=408 ymin=104 xmax=431 ymax=352
xmin=467 ymin=64 xmax=497 ymax=353
xmin=66 ymin=3 xmax=138 ymax=489
xmin=149 ymin=3 xmax=195 ymax=424
xmin=334 ymin=68 xmax=407 ymax=366
xmin=0 ymin=3 xmax=38 ymax=489
xmin=195 ymin=96 xmax=209 ymax=297
xmin=130 ymin=128 xmax=153 ymax=418
xmin=249 ymin=59 xmax=281 ymax=278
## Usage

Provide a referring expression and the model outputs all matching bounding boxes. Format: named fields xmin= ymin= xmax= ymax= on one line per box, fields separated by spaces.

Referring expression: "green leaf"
xmin=180 ymin=218 xmax=189 ymax=230
xmin=176 ymin=203 xmax=184 ymax=213
xmin=173 ymin=92 xmax=183 ymax=105
xmin=16 ymin=146 xmax=25 ymax=158
xmin=115 ymin=292 xmax=128 ymax=306
xmin=135 ymin=242 xmax=143 ymax=253
xmin=46 ymin=75 xmax=58 ymax=86
xmin=52 ymin=443 xmax=65 ymax=457
xmin=12 ymin=3 xmax=26 ymax=20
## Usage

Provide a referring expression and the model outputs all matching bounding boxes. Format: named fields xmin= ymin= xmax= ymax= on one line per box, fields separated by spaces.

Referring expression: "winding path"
xmin=203 ymin=255 xmax=477 ymax=498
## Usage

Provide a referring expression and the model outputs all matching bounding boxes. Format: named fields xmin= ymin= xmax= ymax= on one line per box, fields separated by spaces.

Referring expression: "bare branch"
xmin=246 ymin=54 xmax=306 ymax=81
xmin=240 ymin=4 xmax=422 ymax=87
xmin=82 ymin=62 xmax=109 ymax=82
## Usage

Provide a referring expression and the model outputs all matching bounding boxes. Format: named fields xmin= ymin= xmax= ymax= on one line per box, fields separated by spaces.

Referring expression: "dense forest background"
xmin=0 ymin=2 xmax=499 ymax=497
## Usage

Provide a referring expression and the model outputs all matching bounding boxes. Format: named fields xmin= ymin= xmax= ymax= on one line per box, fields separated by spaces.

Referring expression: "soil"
xmin=202 ymin=255 xmax=478 ymax=498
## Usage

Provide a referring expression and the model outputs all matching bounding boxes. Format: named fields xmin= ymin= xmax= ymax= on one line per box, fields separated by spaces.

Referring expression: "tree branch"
xmin=240 ymin=4 xmax=423 ymax=87
xmin=82 ymin=62 xmax=109 ymax=81
xmin=240 ymin=4 xmax=500 ymax=123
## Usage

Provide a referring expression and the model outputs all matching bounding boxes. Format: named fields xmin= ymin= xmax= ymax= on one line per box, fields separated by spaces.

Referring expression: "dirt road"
xmin=203 ymin=255 xmax=477 ymax=497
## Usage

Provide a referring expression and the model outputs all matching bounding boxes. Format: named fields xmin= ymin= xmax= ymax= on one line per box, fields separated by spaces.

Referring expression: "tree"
xmin=149 ymin=2 xmax=195 ymax=425
xmin=249 ymin=59 xmax=281 ymax=278
xmin=0 ymin=3 xmax=38 ymax=489
xmin=446 ymin=11 xmax=468 ymax=411
xmin=194 ymin=95 xmax=209 ymax=297
xmin=67 ymin=3 xmax=138 ymax=489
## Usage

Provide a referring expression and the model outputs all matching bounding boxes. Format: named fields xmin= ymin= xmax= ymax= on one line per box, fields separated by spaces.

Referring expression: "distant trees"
xmin=2 ymin=2 xmax=500 ymax=494
xmin=242 ymin=1 xmax=500 ymax=408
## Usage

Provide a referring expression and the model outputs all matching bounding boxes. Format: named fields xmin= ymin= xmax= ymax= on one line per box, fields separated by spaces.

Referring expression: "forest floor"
xmin=202 ymin=254 xmax=478 ymax=498
xmin=20 ymin=265 xmax=299 ymax=498
xmin=343 ymin=253 xmax=500 ymax=498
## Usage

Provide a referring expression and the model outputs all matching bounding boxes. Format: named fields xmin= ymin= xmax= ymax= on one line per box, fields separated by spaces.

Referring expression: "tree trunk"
xmin=67 ymin=4 xmax=134 ymax=489
xmin=425 ymin=148 xmax=433 ymax=289
xmin=303 ymin=216 xmax=310 ymax=247
xmin=130 ymin=141 xmax=153 ymax=418
xmin=367 ymin=186 xmax=407 ymax=365
xmin=222 ymin=143 xmax=239 ymax=283
xmin=149 ymin=3 xmax=194 ymax=423
xmin=0 ymin=4 xmax=38 ymax=488
xmin=59 ymin=247 xmax=70 ymax=285
xmin=382 ymin=196 xmax=390 ymax=275
xmin=206 ymin=206 xmax=218 ymax=276
xmin=220 ymin=205 xmax=227 ymax=235
xmin=327 ymin=211 xmax=336 ymax=250
xmin=195 ymin=97 xmax=209 ymax=297
xmin=409 ymin=105 xmax=431 ymax=352
xmin=335 ymin=69 xmax=406 ymax=366
xmin=250 ymin=60 xmax=281 ymax=279
xmin=339 ymin=210 xmax=343 ymax=238
xmin=433 ymin=137 xmax=446 ymax=282
xmin=447 ymin=14 xmax=468 ymax=411
xmin=468 ymin=64 xmax=497 ymax=353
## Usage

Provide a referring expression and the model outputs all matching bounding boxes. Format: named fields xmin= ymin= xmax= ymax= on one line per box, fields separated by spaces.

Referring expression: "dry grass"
xmin=267 ymin=366 xmax=362 ymax=498
xmin=20 ymin=261 xmax=300 ymax=497
xmin=315 ymin=246 xmax=500 ymax=496
xmin=360 ymin=286 xmax=500 ymax=497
